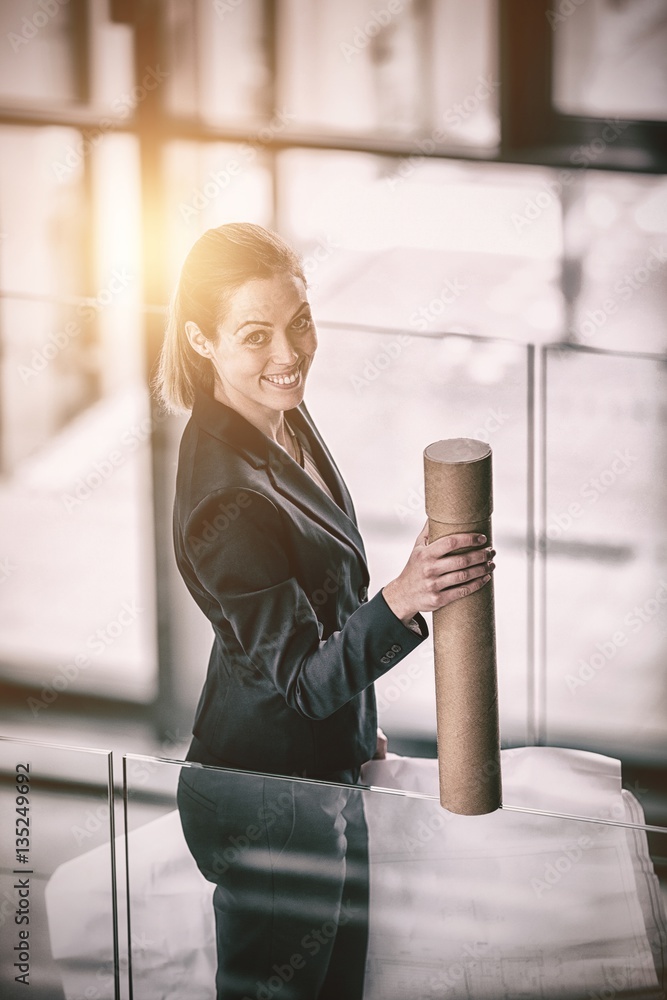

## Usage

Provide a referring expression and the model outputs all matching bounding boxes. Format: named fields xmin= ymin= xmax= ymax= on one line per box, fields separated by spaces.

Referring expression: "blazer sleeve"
xmin=183 ymin=486 xmax=428 ymax=721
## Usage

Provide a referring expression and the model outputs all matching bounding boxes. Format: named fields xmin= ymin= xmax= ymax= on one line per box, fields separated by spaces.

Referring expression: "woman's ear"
xmin=184 ymin=320 xmax=211 ymax=359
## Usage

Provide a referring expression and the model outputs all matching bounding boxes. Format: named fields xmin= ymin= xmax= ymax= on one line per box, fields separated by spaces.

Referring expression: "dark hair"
xmin=153 ymin=223 xmax=306 ymax=412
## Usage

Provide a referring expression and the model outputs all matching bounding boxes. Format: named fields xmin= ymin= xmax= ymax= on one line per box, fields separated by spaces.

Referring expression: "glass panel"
xmin=0 ymin=0 xmax=135 ymax=108
xmin=0 ymin=127 xmax=157 ymax=701
xmin=561 ymin=171 xmax=667 ymax=356
xmin=0 ymin=125 xmax=90 ymax=299
xmin=0 ymin=1 xmax=80 ymax=105
xmin=544 ymin=346 xmax=667 ymax=765
xmin=164 ymin=141 xmax=274 ymax=289
xmin=161 ymin=0 xmax=498 ymax=144
xmin=277 ymin=0 xmax=498 ymax=146
xmin=279 ymin=151 xmax=564 ymax=344
xmin=124 ymin=752 xmax=667 ymax=998
xmin=0 ymin=297 xmax=157 ymax=699
xmin=306 ymin=326 xmax=530 ymax=747
xmin=0 ymin=737 xmax=118 ymax=1000
xmin=164 ymin=0 xmax=270 ymax=123
xmin=552 ymin=0 xmax=667 ymax=122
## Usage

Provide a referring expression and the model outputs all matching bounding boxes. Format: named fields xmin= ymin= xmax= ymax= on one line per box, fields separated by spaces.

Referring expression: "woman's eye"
xmin=291 ymin=314 xmax=312 ymax=332
xmin=244 ymin=331 xmax=266 ymax=346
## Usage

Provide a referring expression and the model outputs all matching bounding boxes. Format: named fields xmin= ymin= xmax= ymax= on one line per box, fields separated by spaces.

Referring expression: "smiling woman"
xmin=185 ymin=271 xmax=317 ymax=455
xmin=152 ymin=222 xmax=495 ymax=998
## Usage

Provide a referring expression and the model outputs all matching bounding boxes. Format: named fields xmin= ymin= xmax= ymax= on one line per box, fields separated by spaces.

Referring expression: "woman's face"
xmin=204 ymin=272 xmax=317 ymax=421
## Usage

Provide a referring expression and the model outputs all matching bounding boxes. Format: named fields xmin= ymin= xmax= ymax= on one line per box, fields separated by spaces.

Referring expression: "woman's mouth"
xmin=261 ymin=360 xmax=304 ymax=388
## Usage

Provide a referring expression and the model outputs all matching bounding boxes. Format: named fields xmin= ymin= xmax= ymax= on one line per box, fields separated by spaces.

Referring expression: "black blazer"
xmin=173 ymin=385 xmax=428 ymax=779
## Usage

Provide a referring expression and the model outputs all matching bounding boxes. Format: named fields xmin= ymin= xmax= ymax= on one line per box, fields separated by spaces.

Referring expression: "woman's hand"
xmin=373 ymin=727 xmax=388 ymax=760
xmin=382 ymin=520 xmax=495 ymax=625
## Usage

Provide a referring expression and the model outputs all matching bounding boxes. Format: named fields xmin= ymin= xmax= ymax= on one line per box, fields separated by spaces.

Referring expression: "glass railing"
xmin=1 ymin=739 xmax=664 ymax=997
xmin=0 ymin=736 xmax=118 ymax=1000
xmin=120 ymin=750 xmax=666 ymax=1000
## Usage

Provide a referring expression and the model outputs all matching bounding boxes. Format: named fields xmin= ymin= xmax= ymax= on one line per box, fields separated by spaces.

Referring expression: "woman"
xmin=154 ymin=223 xmax=495 ymax=999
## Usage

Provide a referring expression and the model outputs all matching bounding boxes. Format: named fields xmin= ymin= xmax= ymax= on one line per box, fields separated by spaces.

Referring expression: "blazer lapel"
xmin=276 ymin=402 xmax=368 ymax=569
xmin=191 ymin=388 xmax=369 ymax=571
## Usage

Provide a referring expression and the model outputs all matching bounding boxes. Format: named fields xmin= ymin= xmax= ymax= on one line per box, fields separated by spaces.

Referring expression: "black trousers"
xmin=176 ymin=741 xmax=370 ymax=1000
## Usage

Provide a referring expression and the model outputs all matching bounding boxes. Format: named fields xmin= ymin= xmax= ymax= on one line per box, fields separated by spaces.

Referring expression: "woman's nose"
xmin=270 ymin=331 xmax=299 ymax=364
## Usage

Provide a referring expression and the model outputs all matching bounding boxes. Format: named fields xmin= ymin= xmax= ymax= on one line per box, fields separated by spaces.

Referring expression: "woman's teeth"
xmin=264 ymin=364 xmax=301 ymax=385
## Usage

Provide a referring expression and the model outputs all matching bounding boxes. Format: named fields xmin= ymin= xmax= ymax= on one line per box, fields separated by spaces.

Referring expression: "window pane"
xmin=0 ymin=126 xmax=89 ymax=298
xmin=164 ymin=140 xmax=274 ymax=287
xmin=0 ymin=0 xmax=80 ymax=104
xmin=0 ymin=132 xmax=157 ymax=703
xmin=544 ymin=346 xmax=667 ymax=760
xmin=307 ymin=325 xmax=530 ymax=746
xmin=552 ymin=0 xmax=667 ymax=121
xmin=164 ymin=0 xmax=271 ymax=123
xmin=562 ymin=171 xmax=667 ymax=355
xmin=279 ymin=150 xmax=563 ymax=344
xmin=278 ymin=0 xmax=499 ymax=145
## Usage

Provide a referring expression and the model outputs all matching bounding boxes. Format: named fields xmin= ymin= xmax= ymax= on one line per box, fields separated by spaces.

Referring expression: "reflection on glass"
xmin=119 ymin=752 xmax=667 ymax=999
xmin=0 ymin=737 xmax=116 ymax=1000
xmin=552 ymin=0 xmax=667 ymax=122
xmin=544 ymin=346 xmax=667 ymax=759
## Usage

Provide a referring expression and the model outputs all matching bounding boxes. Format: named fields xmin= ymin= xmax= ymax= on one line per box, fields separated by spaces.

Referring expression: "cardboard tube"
xmin=423 ymin=438 xmax=501 ymax=815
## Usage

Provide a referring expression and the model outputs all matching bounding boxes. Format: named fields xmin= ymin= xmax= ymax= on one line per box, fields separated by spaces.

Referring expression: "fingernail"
xmin=477 ymin=534 xmax=487 ymax=543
